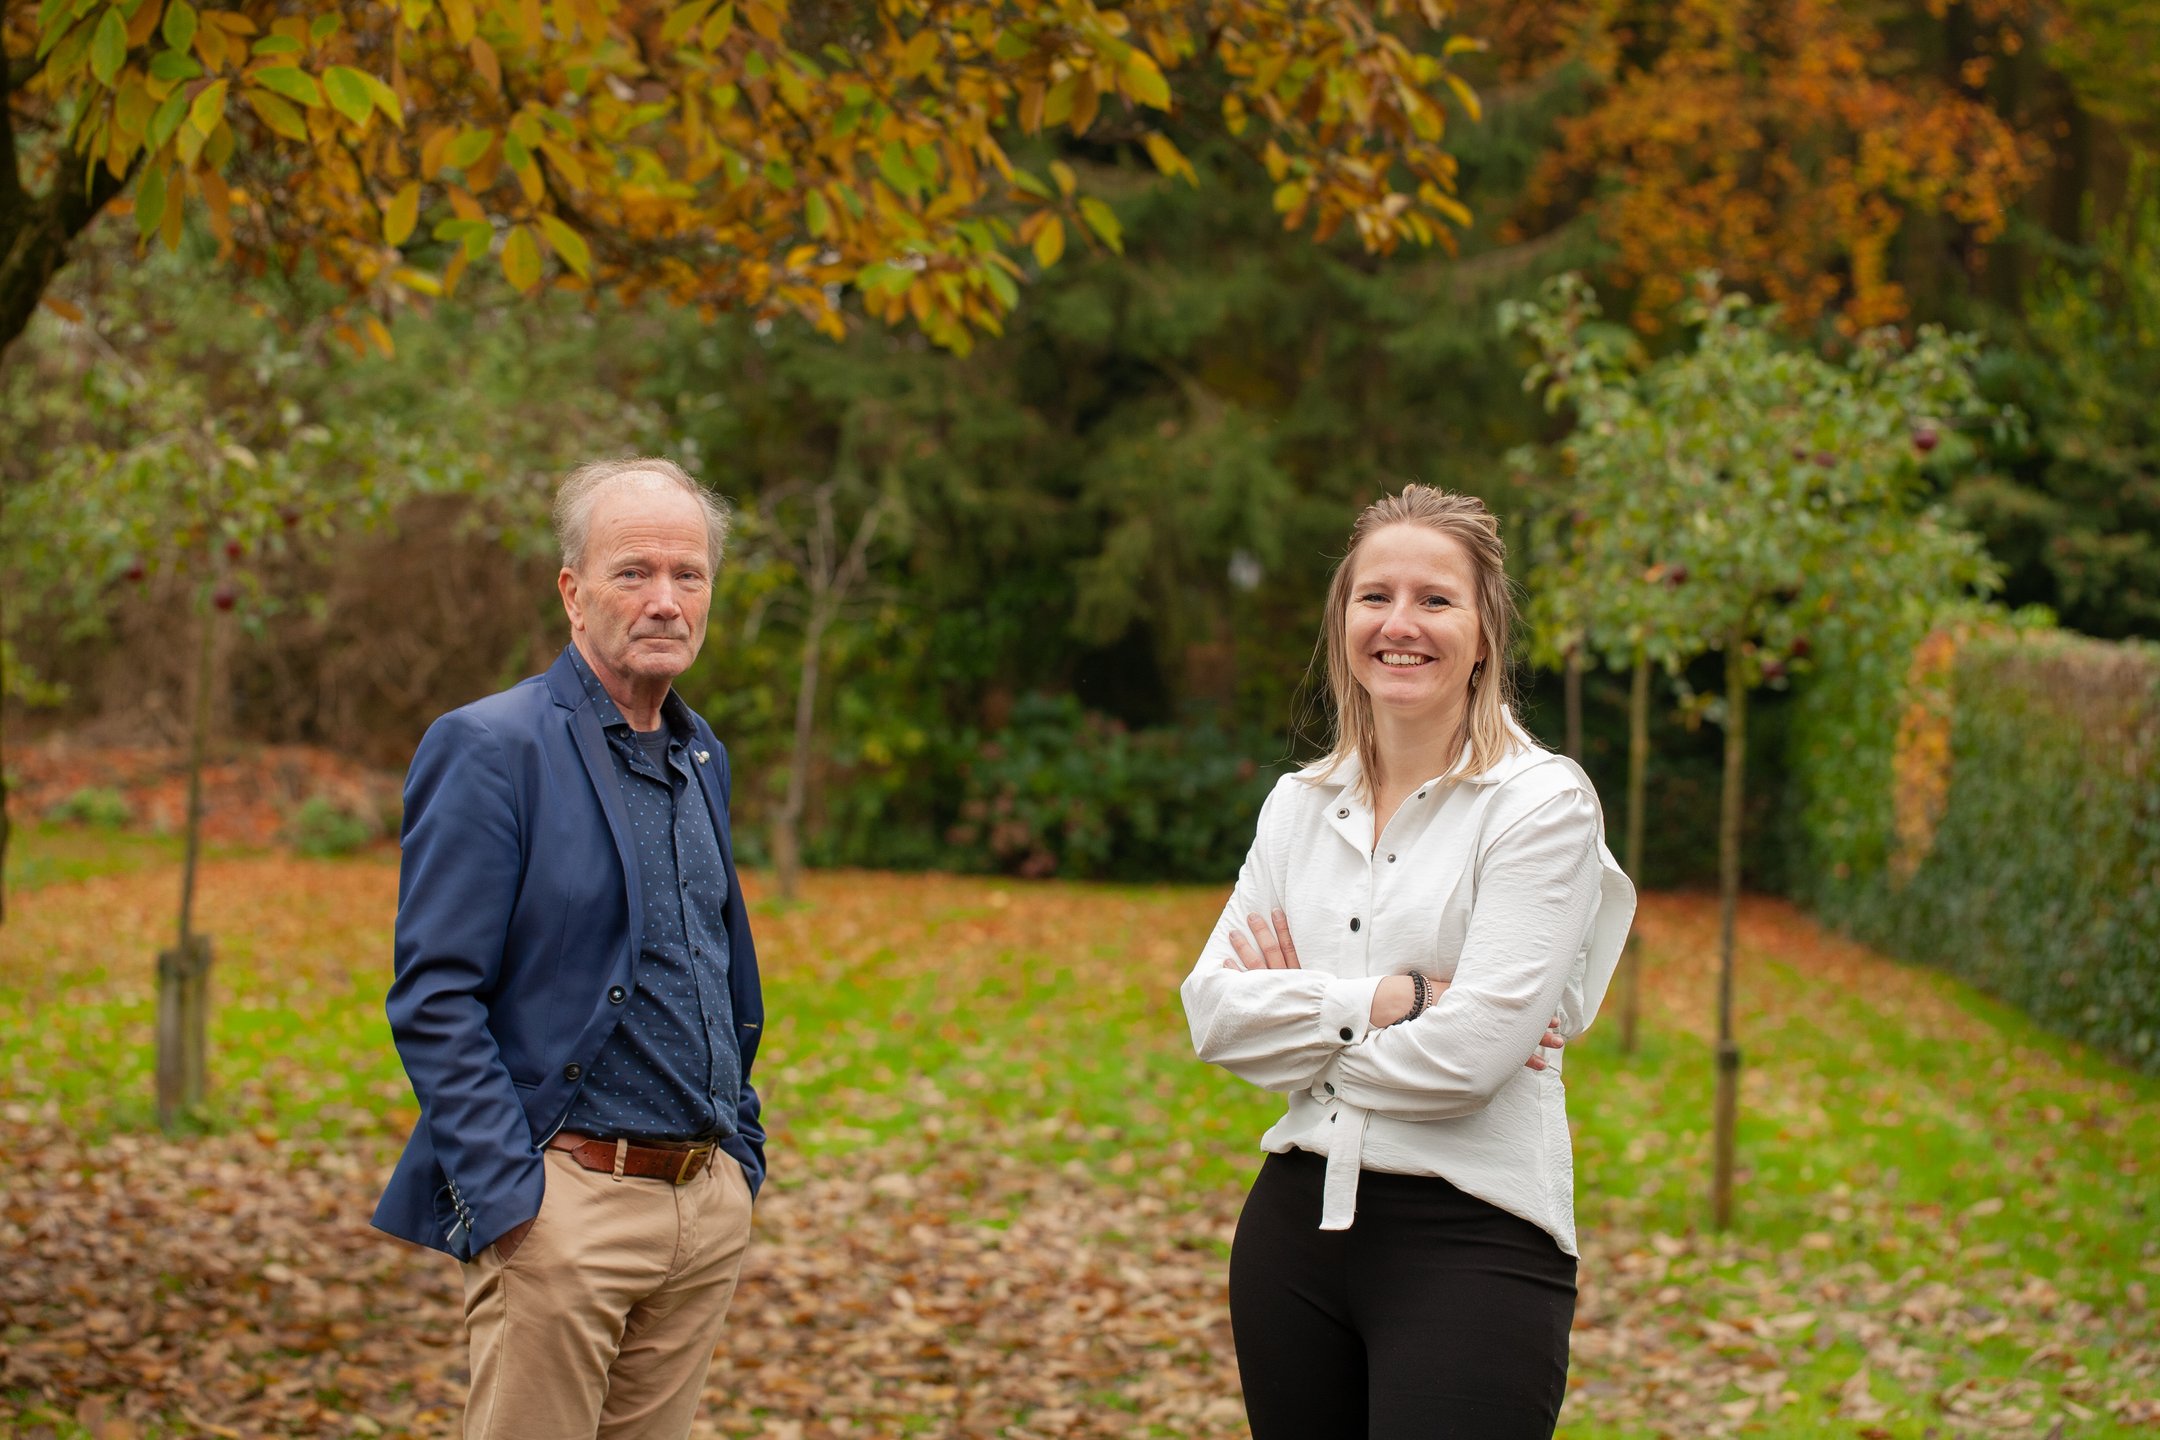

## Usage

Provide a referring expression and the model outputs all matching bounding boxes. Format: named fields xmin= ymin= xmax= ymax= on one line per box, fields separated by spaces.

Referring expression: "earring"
xmin=1469 ymin=661 xmax=1483 ymax=692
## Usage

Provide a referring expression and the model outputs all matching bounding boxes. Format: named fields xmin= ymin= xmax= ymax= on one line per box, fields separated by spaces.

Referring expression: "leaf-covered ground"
xmin=1 ymin=831 xmax=2154 ymax=1438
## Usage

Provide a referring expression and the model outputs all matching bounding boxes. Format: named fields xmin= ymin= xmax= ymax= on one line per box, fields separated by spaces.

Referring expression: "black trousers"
xmin=1228 ymin=1148 xmax=1577 ymax=1440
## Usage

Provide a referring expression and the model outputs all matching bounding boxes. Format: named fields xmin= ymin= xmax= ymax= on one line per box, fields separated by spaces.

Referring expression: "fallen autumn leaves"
xmin=1 ymin=851 xmax=2154 ymax=1437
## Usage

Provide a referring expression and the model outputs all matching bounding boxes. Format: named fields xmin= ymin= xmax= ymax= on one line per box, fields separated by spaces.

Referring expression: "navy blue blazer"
xmin=372 ymin=647 xmax=766 ymax=1259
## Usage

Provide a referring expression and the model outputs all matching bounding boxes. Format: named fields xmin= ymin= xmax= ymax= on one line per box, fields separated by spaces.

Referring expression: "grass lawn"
xmin=0 ymin=823 xmax=2154 ymax=1437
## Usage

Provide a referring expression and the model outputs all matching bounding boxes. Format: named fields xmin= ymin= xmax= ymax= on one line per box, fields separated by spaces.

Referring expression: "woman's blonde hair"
xmin=1311 ymin=484 xmax=1529 ymax=796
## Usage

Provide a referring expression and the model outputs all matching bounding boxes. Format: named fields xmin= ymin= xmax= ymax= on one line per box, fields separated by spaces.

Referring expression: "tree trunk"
xmin=1562 ymin=646 xmax=1584 ymax=762
xmin=158 ymin=601 xmax=217 ymax=1129
xmin=0 ymin=57 xmax=137 ymax=360
xmin=772 ymin=609 xmax=827 ymax=903
xmin=1 ymin=601 xmax=10 ymax=925
xmin=1618 ymin=650 xmax=1649 ymax=1055
xmin=1711 ymin=640 xmax=1747 ymax=1230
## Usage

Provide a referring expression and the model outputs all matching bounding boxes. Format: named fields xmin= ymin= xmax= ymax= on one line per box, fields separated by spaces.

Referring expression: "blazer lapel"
xmin=566 ymin=700 xmax=644 ymax=950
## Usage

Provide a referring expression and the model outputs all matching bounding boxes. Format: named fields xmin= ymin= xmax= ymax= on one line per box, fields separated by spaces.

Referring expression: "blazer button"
xmin=563 ymin=1063 xmax=583 ymax=1081
xmin=608 ymin=986 xmax=626 ymax=1004
xmin=1349 ymin=917 xmax=1361 ymax=932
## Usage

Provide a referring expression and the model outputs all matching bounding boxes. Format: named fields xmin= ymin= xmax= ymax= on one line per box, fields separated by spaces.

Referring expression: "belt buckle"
xmin=675 ymin=1146 xmax=707 ymax=1186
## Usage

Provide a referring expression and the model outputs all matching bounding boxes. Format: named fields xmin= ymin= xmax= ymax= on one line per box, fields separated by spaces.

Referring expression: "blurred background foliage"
xmin=6 ymin=0 xmax=2158 ymax=1002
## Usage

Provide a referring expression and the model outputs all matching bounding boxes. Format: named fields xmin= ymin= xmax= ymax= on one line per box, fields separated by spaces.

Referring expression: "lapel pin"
xmin=695 ymin=749 xmax=710 ymax=765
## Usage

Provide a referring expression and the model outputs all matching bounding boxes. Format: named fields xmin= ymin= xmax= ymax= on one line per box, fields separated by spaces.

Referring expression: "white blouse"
xmin=1180 ymin=718 xmax=1635 ymax=1255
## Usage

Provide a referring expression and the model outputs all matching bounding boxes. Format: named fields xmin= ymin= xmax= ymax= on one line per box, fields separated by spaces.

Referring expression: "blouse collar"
xmin=1291 ymin=706 xmax=1547 ymax=792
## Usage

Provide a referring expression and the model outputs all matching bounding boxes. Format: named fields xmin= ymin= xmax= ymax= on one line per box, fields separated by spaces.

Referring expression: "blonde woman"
xmin=1181 ymin=485 xmax=1634 ymax=1438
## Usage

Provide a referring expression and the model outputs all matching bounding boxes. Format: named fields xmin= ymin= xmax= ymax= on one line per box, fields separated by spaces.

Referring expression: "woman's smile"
xmin=1346 ymin=523 xmax=1486 ymax=719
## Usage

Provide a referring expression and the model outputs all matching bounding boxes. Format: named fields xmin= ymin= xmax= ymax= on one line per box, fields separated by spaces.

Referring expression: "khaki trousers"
xmin=461 ymin=1147 xmax=755 ymax=1440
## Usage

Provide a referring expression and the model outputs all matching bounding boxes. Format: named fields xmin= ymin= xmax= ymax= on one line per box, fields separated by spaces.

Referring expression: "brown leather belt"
xmin=548 ymin=1130 xmax=719 ymax=1185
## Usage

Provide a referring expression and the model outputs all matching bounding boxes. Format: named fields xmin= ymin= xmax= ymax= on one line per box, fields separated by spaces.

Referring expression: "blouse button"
xmin=1338 ymin=1027 xmax=1354 ymax=1042
xmin=1387 ymin=853 xmax=1397 ymax=863
xmin=1349 ymin=917 xmax=1361 ymax=932
xmin=1417 ymin=790 xmax=1426 ymax=799
xmin=1337 ymin=807 xmax=1349 ymax=818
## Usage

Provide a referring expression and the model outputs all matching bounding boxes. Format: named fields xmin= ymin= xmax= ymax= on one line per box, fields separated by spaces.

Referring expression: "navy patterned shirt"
xmin=560 ymin=646 xmax=741 ymax=1143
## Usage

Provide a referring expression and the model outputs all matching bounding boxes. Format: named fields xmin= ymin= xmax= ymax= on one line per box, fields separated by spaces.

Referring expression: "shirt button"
xmin=1349 ymin=917 xmax=1361 ymax=932
xmin=1387 ymin=853 xmax=1397 ymax=863
xmin=1337 ymin=807 xmax=1349 ymax=818
xmin=1339 ymin=1027 xmax=1354 ymax=1041
xmin=608 ymin=986 xmax=626 ymax=1004
xmin=563 ymin=1063 xmax=583 ymax=1081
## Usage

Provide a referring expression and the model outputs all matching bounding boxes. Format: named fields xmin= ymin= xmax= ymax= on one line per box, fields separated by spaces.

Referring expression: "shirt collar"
xmin=1291 ymin=707 xmax=1544 ymax=793
xmin=562 ymin=643 xmax=691 ymax=738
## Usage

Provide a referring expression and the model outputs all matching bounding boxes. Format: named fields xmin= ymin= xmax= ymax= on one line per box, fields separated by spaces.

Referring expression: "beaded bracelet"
xmin=1395 ymin=971 xmax=1429 ymax=1025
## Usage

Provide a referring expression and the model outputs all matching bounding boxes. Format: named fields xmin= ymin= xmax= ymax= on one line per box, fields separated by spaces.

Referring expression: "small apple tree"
xmin=1510 ymin=273 xmax=2006 ymax=1228
xmin=6 ymin=384 xmax=414 ymax=1126
xmin=1511 ymin=273 xmax=1699 ymax=1057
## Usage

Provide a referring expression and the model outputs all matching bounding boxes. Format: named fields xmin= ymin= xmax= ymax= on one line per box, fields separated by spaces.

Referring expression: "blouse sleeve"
xmin=1180 ymin=786 xmax=1388 ymax=1093
xmin=1320 ymin=786 xmax=1604 ymax=1121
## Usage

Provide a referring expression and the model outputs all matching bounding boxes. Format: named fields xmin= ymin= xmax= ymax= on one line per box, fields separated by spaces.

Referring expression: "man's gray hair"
xmin=553 ymin=456 xmax=731 ymax=575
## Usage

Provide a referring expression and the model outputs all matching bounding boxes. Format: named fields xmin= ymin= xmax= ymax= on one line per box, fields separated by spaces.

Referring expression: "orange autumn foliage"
xmin=1506 ymin=0 xmax=2040 ymax=331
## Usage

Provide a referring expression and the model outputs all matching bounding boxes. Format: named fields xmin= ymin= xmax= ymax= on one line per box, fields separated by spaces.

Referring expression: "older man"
xmin=373 ymin=458 xmax=766 ymax=1439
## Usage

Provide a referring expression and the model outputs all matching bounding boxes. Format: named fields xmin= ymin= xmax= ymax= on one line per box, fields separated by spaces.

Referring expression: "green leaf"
xmin=360 ymin=70 xmax=403 ymax=127
xmin=322 ymin=64 xmax=373 ymax=126
xmin=501 ymin=224 xmax=542 ymax=291
xmin=148 ymin=48 xmax=199 ymax=80
xmin=251 ymin=33 xmax=300 ymax=54
xmin=432 ymin=216 xmax=493 ymax=260
xmin=186 ymin=78 xmax=227 ymax=136
xmin=660 ymin=2 xmax=709 ymax=44
xmin=160 ymin=0 xmax=195 ymax=53
xmin=1078 ymin=196 xmax=1122 ymax=254
xmin=981 ymin=261 xmax=1018 ymax=309
xmin=251 ymin=65 xmax=321 ymax=107
xmin=856 ymin=261 xmax=910 ymax=296
xmin=877 ymin=141 xmax=922 ymax=199
xmin=309 ymin=12 xmax=339 ymax=41
xmin=445 ymin=126 xmax=494 ymax=168
xmin=148 ymin=85 xmax=188 ymax=147
xmin=1123 ymin=51 xmax=1170 ymax=110
xmin=90 ymin=8 xmax=127 ymax=86
xmin=244 ymin=87 xmax=307 ymax=140
xmin=535 ymin=213 xmax=591 ymax=278
xmin=803 ymin=189 xmax=832 ymax=237
xmin=134 ymin=161 xmax=167 ymax=239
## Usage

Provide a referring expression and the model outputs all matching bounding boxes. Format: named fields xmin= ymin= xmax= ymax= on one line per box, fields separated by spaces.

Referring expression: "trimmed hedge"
xmin=1791 ymin=623 xmax=2160 ymax=1071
